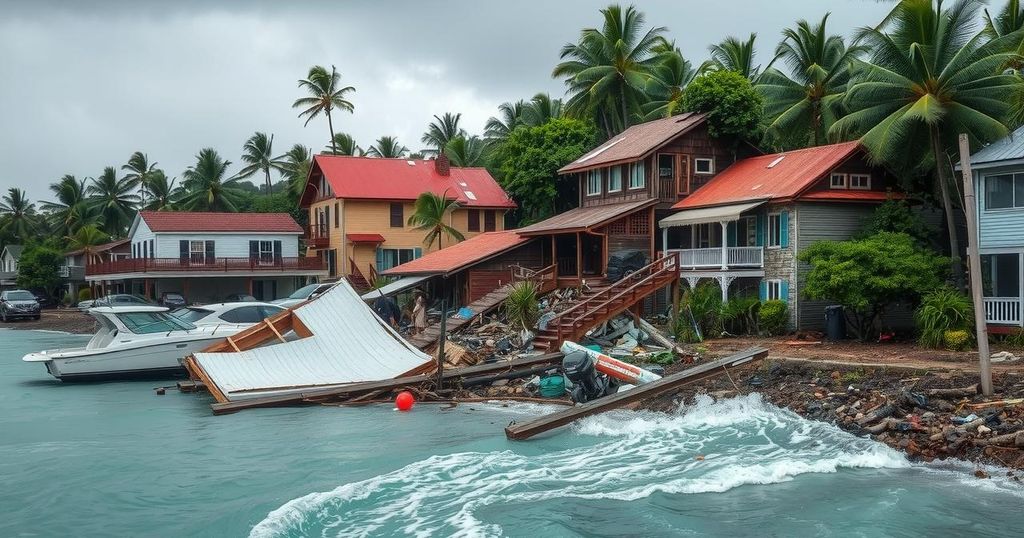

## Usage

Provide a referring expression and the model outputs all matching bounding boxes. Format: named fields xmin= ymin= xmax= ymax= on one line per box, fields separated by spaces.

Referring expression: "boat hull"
xmin=28 ymin=337 xmax=228 ymax=382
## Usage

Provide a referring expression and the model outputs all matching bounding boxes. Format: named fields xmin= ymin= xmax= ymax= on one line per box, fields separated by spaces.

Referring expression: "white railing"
xmin=666 ymin=247 xmax=764 ymax=270
xmin=726 ymin=247 xmax=763 ymax=267
xmin=678 ymin=248 xmax=722 ymax=268
xmin=984 ymin=297 xmax=1023 ymax=326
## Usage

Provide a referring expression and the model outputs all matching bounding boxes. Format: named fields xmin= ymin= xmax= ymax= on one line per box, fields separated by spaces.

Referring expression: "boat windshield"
xmin=116 ymin=312 xmax=197 ymax=334
xmin=286 ymin=283 xmax=321 ymax=300
xmin=171 ymin=307 xmax=213 ymax=323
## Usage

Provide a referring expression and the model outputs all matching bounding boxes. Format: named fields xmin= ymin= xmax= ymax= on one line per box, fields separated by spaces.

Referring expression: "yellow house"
xmin=299 ymin=153 xmax=517 ymax=289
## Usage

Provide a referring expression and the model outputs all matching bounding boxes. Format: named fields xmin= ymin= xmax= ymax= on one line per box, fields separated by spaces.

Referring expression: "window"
xmin=830 ymin=173 xmax=848 ymax=189
xmin=334 ymin=202 xmax=340 ymax=228
xmin=850 ymin=174 xmax=871 ymax=190
xmin=768 ymin=213 xmax=782 ymax=247
xmin=694 ymin=158 xmax=714 ymax=175
xmin=116 ymin=312 xmax=195 ymax=334
xmin=587 ymin=170 xmax=602 ymax=196
xmin=658 ymin=154 xmax=675 ymax=181
xmin=738 ymin=216 xmax=757 ymax=247
xmin=608 ymin=166 xmax=623 ymax=192
xmin=189 ymin=240 xmax=205 ymax=263
xmin=484 ymin=210 xmax=497 ymax=232
xmin=249 ymin=240 xmax=281 ymax=266
xmin=377 ymin=248 xmax=419 ymax=271
xmin=468 ymin=209 xmax=480 ymax=232
xmin=629 ymin=160 xmax=646 ymax=189
xmin=766 ymin=279 xmax=783 ymax=301
xmin=390 ymin=203 xmax=404 ymax=227
xmin=985 ymin=173 xmax=1024 ymax=210
xmin=257 ymin=241 xmax=274 ymax=265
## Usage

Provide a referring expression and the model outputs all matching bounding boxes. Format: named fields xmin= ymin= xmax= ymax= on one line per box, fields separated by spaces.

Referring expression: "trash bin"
xmin=825 ymin=305 xmax=846 ymax=341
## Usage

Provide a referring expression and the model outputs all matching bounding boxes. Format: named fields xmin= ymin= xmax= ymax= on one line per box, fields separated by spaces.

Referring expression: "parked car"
xmin=30 ymin=289 xmax=56 ymax=308
xmin=171 ymin=302 xmax=286 ymax=327
xmin=271 ymin=282 xmax=334 ymax=308
xmin=159 ymin=292 xmax=187 ymax=308
xmin=223 ymin=293 xmax=258 ymax=303
xmin=0 ymin=289 xmax=41 ymax=322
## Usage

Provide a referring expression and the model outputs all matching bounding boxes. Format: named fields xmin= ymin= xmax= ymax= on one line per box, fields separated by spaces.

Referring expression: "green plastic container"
xmin=584 ymin=344 xmax=602 ymax=352
xmin=539 ymin=375 xmax=566 ymax=398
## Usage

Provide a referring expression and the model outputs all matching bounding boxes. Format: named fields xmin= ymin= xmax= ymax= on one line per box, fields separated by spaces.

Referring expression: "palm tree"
xmin=143 ymin=170 xmax=177 ymax=211
xmin=642 ymin=41 xmax=698 ymax=119
xmin=407 ymin=191 xmax=464 ymax=249
xmin=281 ymin=144 xmax=313 ymax=200
xmin=421 ymin=112 xmax=466 ymax=154
xmin=831 ymin=0 xmax=1024 ymax=285
xmin=445 ymin=136 xmax=488 ymax=167
xmin=757 ymin=14 xmax=865 ymax=148
xmin=552 ymin=4 xmax=667 ymax=138
xmin=87 ymin=167 xmax=140 ymax=237
xmin=323 ymin=132 xmax=364 ymax=156
xmin=522 ymin=93 xmax=564 ymax=126
xmin=984 ymin=0 xmax=1024 ymax=37
xmin=238 ymin=132 xmax=286 ymax=194
xmin=0 ymin=188 xmax=37 ymax=242
xmin=66 ymin=225 xmax=111 ymax=258
xmin=485 ymin=100 xmax=525 ymax=143
xmin=40 ymin=174 xmax=94 ymax=237
xmin=121 ymin=152 xmax=158 ymax=206
xmin=704 ymin=33 xmax=761 ymax=80
xmin=179 ymin=148 xmax=246 ymax=212
xmin=367 ymin=136 xmax=409 ymax=158
xmin=293 ymin=65 xmax=356 ymax=154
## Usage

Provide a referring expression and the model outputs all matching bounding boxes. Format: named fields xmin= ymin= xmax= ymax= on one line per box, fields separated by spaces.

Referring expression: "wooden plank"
xmin=264 ymin=319 xmax=287 ymax=343
xmin=504 ymin=347 xmax=769 ymax=440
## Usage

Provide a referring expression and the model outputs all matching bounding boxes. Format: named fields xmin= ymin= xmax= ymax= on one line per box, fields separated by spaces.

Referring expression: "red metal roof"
xmin=346 ymin=233 xmax=386 ymax=243
xmin=309 ymin=156 xmax=516 ymax=209
xmin=139 ymin=211 xmax=302 ymax=233
xmin=382 ymin=231 xmax=531 ymax=276
xmin=799 ymin=190 xmax=902 ymax=202
xmin=673 ymin=141 xmax=863 ymax=209
xmin=559 ymin=113 xmax=707 ymax=174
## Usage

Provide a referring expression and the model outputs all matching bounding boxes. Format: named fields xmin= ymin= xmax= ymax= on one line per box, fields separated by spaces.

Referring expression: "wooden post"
xmin=436 ymin=296 xmax=448 ymax=390
xmin=576 ymin=232 xmax=582 ymax=280
xmin=551 ymin=235 xmax=557 ymax=278
xmin=247 ymin=277 xmax=254 ymax=295
xmin=958 ymin=133 xmax=993 ymax=397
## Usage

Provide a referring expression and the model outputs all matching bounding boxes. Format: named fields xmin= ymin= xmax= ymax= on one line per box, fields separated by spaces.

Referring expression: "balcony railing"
xmin=86 ymin=257 xmax=327 ymax=276
xmin=305 ymin=225 xmax=330 ymax=249
xmin=59 ymin=265 xmax=85 ymax=281
xmin=984 ymin=297 xmax=1022 ymax=326
xmin=0 ymin=270 xmax=15 ymax=282
xmin=664 ymin=246 xmax=764 ymax=270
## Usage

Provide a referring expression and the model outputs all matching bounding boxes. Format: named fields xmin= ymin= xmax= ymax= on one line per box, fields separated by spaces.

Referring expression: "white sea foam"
xmin=249 ymin=394 xmax=911 ymax=538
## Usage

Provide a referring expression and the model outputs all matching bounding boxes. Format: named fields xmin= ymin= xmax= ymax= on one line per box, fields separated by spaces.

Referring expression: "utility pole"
xmin=957 ymin=133 xmax=993 ymax=396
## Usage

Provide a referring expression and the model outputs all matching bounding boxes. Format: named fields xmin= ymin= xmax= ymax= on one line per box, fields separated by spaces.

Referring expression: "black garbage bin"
xmin=825 ymin=305 xmax=846 ymax=341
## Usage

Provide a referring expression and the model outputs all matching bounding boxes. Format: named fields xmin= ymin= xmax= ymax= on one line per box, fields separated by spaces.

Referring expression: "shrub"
xmin=77 ymin=288 xmax=92 ymax=301
xmin=759 ymin=300 xmax=789 ymax=336
xmin=916 ymin=287 xmax=973 ymax=349
xmin=674 ymin=281 xmax=722 ymax=342
xmin=943 ymin=330 xmax=971 ymax=351
xmin=61 ymin=292 xmax=71 ymax=306
xmin=721 ymin=296 xmax=760 ymax=335
xmin=503 ymin=281 xmax=540 ymax=331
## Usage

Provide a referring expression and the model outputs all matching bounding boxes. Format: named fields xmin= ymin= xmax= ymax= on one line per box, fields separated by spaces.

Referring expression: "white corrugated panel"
xmin=359 ymin=275 xmax=430 ymax=300
xmin=192 ymin=279 xmax=431 ymax=400
xmin=658 ymin=201 xmax=765 ymax=228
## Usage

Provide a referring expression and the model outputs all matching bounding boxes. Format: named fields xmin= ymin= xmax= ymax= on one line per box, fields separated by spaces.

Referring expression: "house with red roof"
xmin=658 ymin=141 xmax=903 ymax=330
xmin=84 ymin=211 xmax=327 ymax=303
xmin=299 ymin=153 xmax=516 ymax=289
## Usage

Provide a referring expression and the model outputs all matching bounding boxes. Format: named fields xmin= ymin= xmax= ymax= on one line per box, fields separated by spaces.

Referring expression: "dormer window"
xmin=850 ymin=174 xmax=871 ymax=190
xmin=830 ymin=173 xmax=847 ymax=189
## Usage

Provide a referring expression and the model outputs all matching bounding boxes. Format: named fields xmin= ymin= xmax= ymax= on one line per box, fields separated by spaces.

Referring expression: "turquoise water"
xmin=3 ymin=330 xmax=1024 ymax=537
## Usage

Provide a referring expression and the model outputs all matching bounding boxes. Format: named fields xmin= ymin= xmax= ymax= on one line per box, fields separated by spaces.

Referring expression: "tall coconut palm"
xmin=552 ymin=4 xmax=667 ymax=138
xmin=323 ymin=132 xmax=364 ymax=156
xmin=522 ymin=93 xmax=565 ymax=126
xmin=40 ymin=174 xmax=94 ymax=237
xmin=0 ymin=188 xmax=37 ymax=243
xmin=66 ymin=225 xmax=111 ymax=258
xmin=704 ymin=33 xmax=761 ymax=80
xmin=121 ymin=152 xmax=158 ymax=206
xmin=421 ymin=112 xmax=466 ymax=154
xmin=642 ymin=41 xmax=698 ymax=119
xmin=485 ymin=100 xmax=525 ymax=143
xmin=179 ymin=148 xmax=245 ymax=212
xmin=238 ymin=132 xmax=286 ymax=194
xmin=407 ymin=191 xmax=464 ymax=249
xmin=831 ymin=0 xmax=1024 ymax=285
xmin=445 ymin=136 xmax=488 ymax=167
xmin=757 ymin=14 xmax=865 ymax=148
xmin=143 ymin=170 xmax=177 ymax=211
xmin=87 ymin=167 xmax=139 ymax=237
xmin=367 ymin=136 xmax=409 ymax=158
xmin=293 ymin=65 xmax=356 ymax=154
xmin=281 ymin=144 xmax=313 ymax=200
xmin=984 ymin=0 xmax=1024 ymax=37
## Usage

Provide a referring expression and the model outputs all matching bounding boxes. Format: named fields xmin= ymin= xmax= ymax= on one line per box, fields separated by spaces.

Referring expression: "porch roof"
xmin=360 ymin=275 xmax=430 ymax=300
xmin=659 ymin=201 xmax=765 ymax=228
xmin=517 ymin=198 xmax=657 ymax=236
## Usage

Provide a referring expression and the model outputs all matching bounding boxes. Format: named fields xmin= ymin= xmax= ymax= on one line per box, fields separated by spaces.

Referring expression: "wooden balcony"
xmin=86 ymin=257 xmax=327 ymax=277
xmin=985 ymin=297 xmax=1022 ymax=326
xmin=665 ymin=247 xmax=763 ymax=270
xmin=305 ymin=225 xmax=330 ymax=249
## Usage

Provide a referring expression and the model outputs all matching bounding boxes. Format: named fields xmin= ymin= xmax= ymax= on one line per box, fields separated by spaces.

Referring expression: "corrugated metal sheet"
xmin=517 ymin=199 xmax=657 ymax=235
xmin=140 ymin=211 xmax=302 ymax=233
xmin=192 ymin=279 xmax=432 ymax=401
xmin=360 ymin=275 xmax=430 ymax=300
xmin=383 ymin=231 xmax=531 ymax=276
xmin=559 ymin=113 xmax=706 ymax=173
xmin=971 ymin=126 xmax=1024 ymax=165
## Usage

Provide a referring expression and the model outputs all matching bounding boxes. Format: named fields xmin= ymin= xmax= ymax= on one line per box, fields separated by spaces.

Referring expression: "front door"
xmin=581 ymin=234 xmax=603 ymax=276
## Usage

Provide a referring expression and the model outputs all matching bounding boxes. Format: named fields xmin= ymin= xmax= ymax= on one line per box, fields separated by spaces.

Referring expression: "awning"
xmin=658 ymin=201 xmax=765 ymax=228
xmin=360 ymin=275 xmax=430 ymax=300
xmin=347 ymin=233 xmax=386 ymax=243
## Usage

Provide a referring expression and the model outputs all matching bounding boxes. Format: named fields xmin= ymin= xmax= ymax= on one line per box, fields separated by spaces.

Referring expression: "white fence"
xmin=666 ymin=247 xmax=764 ymax=269
xmin=984 ymin=297 xmax=1023 ymax=326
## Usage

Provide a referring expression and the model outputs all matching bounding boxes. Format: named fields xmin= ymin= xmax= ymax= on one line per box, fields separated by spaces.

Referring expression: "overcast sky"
xmin=0 ymin=0 xmax=895 ymax=204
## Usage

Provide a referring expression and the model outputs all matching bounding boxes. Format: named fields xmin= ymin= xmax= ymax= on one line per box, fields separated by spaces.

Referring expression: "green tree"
xmin=445 ymin=135 xmax=488 ymax=167
xmin=367 ymin=136 xmax=409 ymax=158
xmin=66 ymin=225 xmax=111 ymax=254
xmin=552 ymin=4 xmax=667 ymax=138
xmin=293 ymin=65 xmax=355 ymax=154
xmin=407 ymin=191 xmax=464 ymax=249
xmin=984 ymin=0 xmax=1024 ymax=37
xmin=142 ymin=170 xmax=178 ymax=211
xmin=281 ymin=144 xmax=313 ymax=200
xmin=830 ymin=0 xmax=1024 ymax=287
xmin=87 ymin=167 xmax=139 ymax=237
xmin=493 ymin=118 xmax=598 ymax=222
xmin=522 ymin=93 xmax=564 ymax=126
xmin=40 ymin=175 xmax=93 ymax=237
xmin=15 ymin=242 xmax=63 ymax=296
xmin=0 ymin=187 xmax=37 ymax=243
xmin=238 ymin=132 xmax=286 ymax=195
xmin=859 ymin=198 xmax=936 ymax=247
xmin=704 ymin=33 xmax=761 ymax=80
xmin=179 ymin=148 xmax=245 ymax=212
xmin=421 ymin=112 xmax=466 ymax=154
xmin=324 ymin=132 xmax=364 ymax=156
xmin=681 ymin=69 xmax=764 ymax=142
xmin=642 ymin=41 xmax=697 ymax=119
xmin=485 ymin=100 xmax=526 ymax=144
xmin=799 ymin=232 xmax=948 ymax=340
xmin=121 ymin=152 xmax=159 ymax=206
xmin=757 ymin=14 xmax=865 ymax=148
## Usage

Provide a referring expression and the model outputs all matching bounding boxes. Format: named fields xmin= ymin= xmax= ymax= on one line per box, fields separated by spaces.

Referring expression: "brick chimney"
xmin=434 ymin=152 xmax=450 ymax=176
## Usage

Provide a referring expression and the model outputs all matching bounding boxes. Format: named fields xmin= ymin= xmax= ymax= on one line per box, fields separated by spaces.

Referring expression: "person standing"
xmin=412 ymin=294 xmax=427 ymax=334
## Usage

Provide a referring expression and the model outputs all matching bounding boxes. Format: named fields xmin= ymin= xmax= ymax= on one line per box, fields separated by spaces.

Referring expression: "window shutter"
xmin=205 ymin=240 xmax=215 ymax=264
xmin=780 ymin=211 xmax=790 ymax=248
xmin=375 ymin=247 xmax=384 ymax=272
xmin=780 ymin=280 xmax=789 ymax=303
xmin=249 ymin=240 xmax=258 ymax=261
xmin=755 ymin=213 xmax=765 ymax=246
xmin=179 ymin=240 xmax=188 ymax=263
xmin=149 ymin=240 xmax=155 ymax=259
xmin=759 ymin=280 xmax=767 ymax=301
xmin=727 ymin=222 xmax=737 ymax=247
xmin=273 ymin=240 xmax=283 ymax=263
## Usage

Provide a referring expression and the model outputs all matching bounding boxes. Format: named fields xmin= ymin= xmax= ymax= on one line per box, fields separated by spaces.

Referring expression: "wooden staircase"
xmin=532 ymin=254 xmax=679 ymax=353
xmin=348 ymin=257 xmax=372 ymax=293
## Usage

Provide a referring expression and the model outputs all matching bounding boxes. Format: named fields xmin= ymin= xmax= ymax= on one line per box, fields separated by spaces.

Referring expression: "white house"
xmin=0 ymin=244 xmax=23 ymax=289
xmin=86 ymin=211 xmax=328 ymax=303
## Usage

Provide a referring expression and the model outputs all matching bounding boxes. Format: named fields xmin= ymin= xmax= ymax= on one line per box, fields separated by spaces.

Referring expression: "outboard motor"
xmin=562 ymin=350 xmax=610 ymax=403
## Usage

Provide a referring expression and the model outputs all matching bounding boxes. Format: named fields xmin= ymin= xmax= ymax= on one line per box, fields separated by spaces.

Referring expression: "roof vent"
xmin=464 ymin=191 xmax=477 ymax=201
xmin=406 ymin=160 xmax=415 ymax=166
xmin=767 ymin=155 xmax=785 ymax=169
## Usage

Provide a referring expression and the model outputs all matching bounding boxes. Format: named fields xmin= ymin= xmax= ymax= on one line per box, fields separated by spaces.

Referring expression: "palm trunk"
xmin=327 ymin=109 xmax=337 ymax=154
xmin=264 ymin=167 xmax=272 ymax=196
xmin=930 ymin=126 xmax=965 ymax=289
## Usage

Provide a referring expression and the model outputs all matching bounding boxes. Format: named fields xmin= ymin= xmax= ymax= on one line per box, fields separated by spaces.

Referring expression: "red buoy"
xmin=395 ymin=391 xmax=415 ymax=411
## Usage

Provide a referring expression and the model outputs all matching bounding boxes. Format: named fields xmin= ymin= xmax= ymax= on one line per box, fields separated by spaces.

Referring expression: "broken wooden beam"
xmin=504 ymin=347 xmax=769 ymax=441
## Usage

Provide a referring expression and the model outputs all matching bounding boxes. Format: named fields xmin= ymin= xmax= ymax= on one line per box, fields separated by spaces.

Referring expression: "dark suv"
xmin=0 ymin=289 xmax=41 ymax=322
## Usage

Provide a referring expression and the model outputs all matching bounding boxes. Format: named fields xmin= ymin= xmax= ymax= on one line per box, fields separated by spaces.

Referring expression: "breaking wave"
xmin=250 ymin=394 xmax=908 ymax=538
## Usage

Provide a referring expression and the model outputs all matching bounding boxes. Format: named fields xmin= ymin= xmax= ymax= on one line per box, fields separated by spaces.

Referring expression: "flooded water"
xmin=3 ymin=330 xmax=1023 ymax=537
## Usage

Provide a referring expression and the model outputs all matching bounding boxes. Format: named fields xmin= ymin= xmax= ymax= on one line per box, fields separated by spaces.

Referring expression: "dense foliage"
xmin=859 ymin=199 xmax=935 ymax=247
xmin=759 ymin=300 xmax=789 ymax=336
xmin=503 ymin=281 xmax=541 ymax=331
xmin=674 ymin=281 xmax=722 ymax=343
xmin=681 ymin=70 xmax=764 ymax=142
xmin=916 ymin=287 xmax=975 ymax=349
xmin=15 ymin=243 xmax=64 ymax=295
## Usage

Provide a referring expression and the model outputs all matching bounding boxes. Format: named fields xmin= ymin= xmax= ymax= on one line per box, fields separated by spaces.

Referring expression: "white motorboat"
xmin=23 ymin=306 xmax=246 ymax=381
